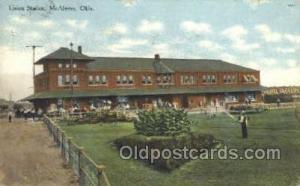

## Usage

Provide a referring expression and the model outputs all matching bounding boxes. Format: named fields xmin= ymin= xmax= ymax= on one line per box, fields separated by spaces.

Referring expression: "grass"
xmin=60 ymin=109 xmax=300 ymax=186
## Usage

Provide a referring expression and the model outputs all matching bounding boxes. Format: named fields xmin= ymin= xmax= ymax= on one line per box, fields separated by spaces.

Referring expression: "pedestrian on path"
xmin=239 ymin=111 xmax=249 ymax=138
xmin=8 ymin=111 xmax=13 ymax=123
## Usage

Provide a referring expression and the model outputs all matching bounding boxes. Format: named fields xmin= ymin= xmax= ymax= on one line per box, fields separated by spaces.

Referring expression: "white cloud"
xmin=222 ymin=25 xmax=247 ymax=42
xmin=107 ymin=38 xmax=148 ymax=53
xmin=10 ymin=15 xmax=28 ymax=24
xmin=285 ymin=34 xmax=300 ymax=44
xmin=25 ymin=31 xmax=43 ymax=41
xmin=53 ymin=31 xmax=74 ymax=39
xmin=198 ymin=40 xmax=223 ymax=51
xmin=37 ymin=20 xmax=55 ymax=28
xmin=119 ymin=0 xmax=138 ymax=7
xmin=255 ymin=24 xmax=282 ymax=42
xmin=65 ymin=19 xmax=88 ymax=29
xmin=180 ymin=21 xmax=212 ymax=34
xmin=286 ymin=59 xmax=298 ymax=68
xmin=232 ymin=40 xmax=260 ymax=51
xmin=261 ymin=67 xmax=300 ymax=86
xmin=245 ymin=0 xmax=270 ymax=8
xmin=151 ymin=43 xmax=171 ymax=57
xmin=276 ymin=47 xmax=296 ymax=53
xmin=222 ymin=25 xmax=260 ymax=51
xmin=103 ymin=23 xmax=128 ymax=35
xmin=218 ymin=53 xmax=239 ymax=64
xmin=137 ymin=20 xmax=164 ymax=33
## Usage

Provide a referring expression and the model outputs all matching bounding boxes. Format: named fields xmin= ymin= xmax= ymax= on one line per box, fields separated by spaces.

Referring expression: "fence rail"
xmin=43 ymin=115 xmax=111 ymax=186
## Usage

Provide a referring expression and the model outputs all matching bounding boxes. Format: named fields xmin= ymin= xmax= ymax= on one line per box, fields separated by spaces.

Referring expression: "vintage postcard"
xmin=0 ymin=0 xmax=299 ymax=186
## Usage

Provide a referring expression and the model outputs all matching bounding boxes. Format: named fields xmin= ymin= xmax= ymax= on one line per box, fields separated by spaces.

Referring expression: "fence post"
xmin=97 ymin=165 xmax=105 ymax=186
xmin=61 ymin=131 xmax=65 ymax=157
xmin=77 ymin=146 xmax=84 ymax=177
xmin=67 ymin=137 xmax=73 ymax=164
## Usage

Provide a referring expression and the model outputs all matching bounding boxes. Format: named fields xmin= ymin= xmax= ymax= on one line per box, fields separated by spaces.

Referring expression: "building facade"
xmin=26 ymin=46 xmax=263 ymax=112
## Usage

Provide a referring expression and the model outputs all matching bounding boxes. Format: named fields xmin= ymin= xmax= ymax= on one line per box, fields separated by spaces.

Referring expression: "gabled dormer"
xmin=152 ymin=54 xmax=175 ymax=87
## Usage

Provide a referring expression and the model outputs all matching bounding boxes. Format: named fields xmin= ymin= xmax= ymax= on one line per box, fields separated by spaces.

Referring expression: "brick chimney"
xmin=78 ymin=46 xmax=82 ymax=54
xmin=154 ymin=54 xmax=160 ymax=61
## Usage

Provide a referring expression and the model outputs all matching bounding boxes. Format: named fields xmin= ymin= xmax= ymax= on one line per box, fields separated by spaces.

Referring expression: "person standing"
xmin=239 ymin=111 xmax=249 ymax=138
xmin=277 ymin=98 xmax=281 ymax=107
xmin=8 ymin=111 xmax=13 ymax=123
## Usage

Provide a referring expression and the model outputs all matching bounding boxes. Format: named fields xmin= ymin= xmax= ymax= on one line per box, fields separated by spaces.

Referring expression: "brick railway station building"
xmin=25 ymin=46 xmax=263 ymax=112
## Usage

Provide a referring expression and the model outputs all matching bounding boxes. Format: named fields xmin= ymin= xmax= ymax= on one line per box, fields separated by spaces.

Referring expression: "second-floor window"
xmin=142 ymin=75 xmax=152 ymax=85
xmin=66 ymin=64 xmax=70 ymax=68
xmin=157 ymin=74 xmax=172 ymax=85
xmin=58 ymin=63 xmax=63 ymax=68
xmin=181 ymin=75 xmax=196 ymax=85
xmin=202 ymin=75 xmax=217 ymax=84
xmin=223 ymin=75 xmax=237 ymax=84
xmin=117 ymin=75 xmax=134 ymax=85
xmin=243 ymin=74 xmax=258 ymax=83
xmin=58 ymin=74 xmax=79 ymax=87
xmin=89 ymin=75 xmax=107 ymax=85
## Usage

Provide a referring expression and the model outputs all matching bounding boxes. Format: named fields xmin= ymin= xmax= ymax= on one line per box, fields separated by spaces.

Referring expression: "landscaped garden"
xmin=59 ymin=108 xmax=300 ymax=186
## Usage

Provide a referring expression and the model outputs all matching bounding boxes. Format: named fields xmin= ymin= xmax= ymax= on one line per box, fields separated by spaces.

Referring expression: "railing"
xmin=43 ymin=115 xmax=111 ymax=186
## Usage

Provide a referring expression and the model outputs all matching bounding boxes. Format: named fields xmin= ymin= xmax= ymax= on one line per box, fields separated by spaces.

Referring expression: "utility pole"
xmin=26 ymin=45 xmax=42 ymax=93
xmin=70 ymin=42 xmax=74 ymax=96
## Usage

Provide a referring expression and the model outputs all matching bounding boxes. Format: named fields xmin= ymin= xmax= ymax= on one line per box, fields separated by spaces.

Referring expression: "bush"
xmin=114 ymin=133 xmax=215 ymax=170
xmin=134 ymin=108 xmax=191 ymax=136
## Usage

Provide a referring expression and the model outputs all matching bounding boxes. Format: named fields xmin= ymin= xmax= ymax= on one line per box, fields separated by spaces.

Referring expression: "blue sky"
xmin=0 ymin=0 xmax=299 ymax=100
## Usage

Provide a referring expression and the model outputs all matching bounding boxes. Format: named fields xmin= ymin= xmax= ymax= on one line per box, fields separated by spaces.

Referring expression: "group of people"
xmin=8 ymin=108 xmax=43 ymax=123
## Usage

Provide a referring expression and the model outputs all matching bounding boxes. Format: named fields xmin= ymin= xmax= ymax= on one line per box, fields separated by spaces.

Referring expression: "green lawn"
xmin=60 ymin=109 xmax=300 ymax=186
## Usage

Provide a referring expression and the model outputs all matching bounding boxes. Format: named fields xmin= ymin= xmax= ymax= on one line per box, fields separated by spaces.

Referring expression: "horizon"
xmin=0 ymin=0 xmax=299 ymax=100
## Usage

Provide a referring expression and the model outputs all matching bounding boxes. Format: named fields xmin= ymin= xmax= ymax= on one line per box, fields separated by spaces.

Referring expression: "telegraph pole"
xmin=26 ymin=45 xmax=42 ymax=93
xmin=70 ymin=42 xmax=74 ymax=95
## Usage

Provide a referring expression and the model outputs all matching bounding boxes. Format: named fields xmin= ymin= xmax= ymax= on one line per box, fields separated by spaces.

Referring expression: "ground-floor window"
xmin=245 ymin=92 xmax=256 ymax=101
xmin=224 ymin=93 xmax=239 ymax=102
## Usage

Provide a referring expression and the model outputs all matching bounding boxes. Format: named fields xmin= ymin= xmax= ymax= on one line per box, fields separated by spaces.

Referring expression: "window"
xmin=181 ymin=75 xmax=196 ymax=85
xmin=65 ymin=75 xmax=70 ymax=84
xmin=142 ymin=75 xmax=152 ymax=85
xmin=73 ymin=63 xmax=77 ymax=68
xmin=101 ymin=75 xmax=107 ymax=84
xmin=243 ymin=74 xmax=258 ymax=83
xmin=88 ymin=75 xmax=93 ymax=84
xmin=66 ymin=64 xmax=70 ymax=68
xmin=225 ymin=93 xmax=239 ymax=103
xmin=58 ymin=63 xmax=63 ymax=68
xmin=95 ymin=75 xmax=100 ymax=83
xmin=117 ymin=75 xmax=134 ymax=85
xmin=157 ymin=74 xmax=172 ymax=85
xmin=202 ymin=74 xmax=217 ymax=84
xmin=73 ymin=75 xmax=78 ymax=85
xmin=224 ymin=75 xmax=237 ymax=84
xmin=58 ymin=75 xmax=63 ymax=87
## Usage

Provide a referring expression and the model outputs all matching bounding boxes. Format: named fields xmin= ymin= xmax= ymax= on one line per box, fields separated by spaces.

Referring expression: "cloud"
xmin=65 ymin=19 xmax=88 ymax=29
xmin=137 ymin=20 xmax=164 ymax=33
xmin=37 ymin=20 xmax=55 ymax=28
xmin=285 ymin=34 xmax=300 ymax=44
xmin=255 ymin=24 xmax=282 ymax=42
xmin=52 ymin=31 xmax=74 ymax=39
xmin=218 ymin=53 xmax=239 ymax=64
xmin=276 ymin=47 xmax=296 ymax=53
xmin=180 ymin=21 xmax=212 ymax=34
xmin=103 ymin=23 xmax=128 ymax=35
xmin=10 ymin=15 xmax=28 ymax=24
xmin=222 ymin=25 xmax=260 ymax=51
xmin=222 ymin=25 xmax=247 ymax=42
xmin=107 ymin=38 xmax=148 ymax=53
xmin=25 ymin=31 xmax=43 ymax=41
xmin=261 ymin=67 xmax=300 ymax=86
xmin=151 ymin=43 xmax=171 ymax=57
xmin=198 ymin=40 xmax=223 ymax=51
xmin=245 ymin=0 xmax=270 ymax=8
xmin=118 ymin=0 xmax=138 ymax=7
xmin=286 ymin=59 xmax=298 ymax=68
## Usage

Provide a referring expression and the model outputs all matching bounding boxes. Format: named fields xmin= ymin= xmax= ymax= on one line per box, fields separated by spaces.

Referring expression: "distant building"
xmin=25 ymin=46 xmax=263 ymax=111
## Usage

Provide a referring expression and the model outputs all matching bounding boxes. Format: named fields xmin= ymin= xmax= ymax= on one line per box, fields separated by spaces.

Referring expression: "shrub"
xmin=134 ymin=108 xmax=191 ymax=136
xmin=114 ymin=132 xmax=215 ymax=170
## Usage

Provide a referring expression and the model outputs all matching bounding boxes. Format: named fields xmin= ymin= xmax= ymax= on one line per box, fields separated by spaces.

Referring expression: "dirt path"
xmin=0 ymin=118 xmax=77 ymax=186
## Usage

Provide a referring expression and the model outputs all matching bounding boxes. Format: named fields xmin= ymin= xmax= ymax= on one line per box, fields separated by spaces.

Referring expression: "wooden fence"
xmin=43 ymin=115 xmax=111 ymax=186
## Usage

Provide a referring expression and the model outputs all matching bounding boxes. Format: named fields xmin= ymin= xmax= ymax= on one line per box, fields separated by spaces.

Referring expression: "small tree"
xmin=134 ymin=108 xmax=191 ymax=136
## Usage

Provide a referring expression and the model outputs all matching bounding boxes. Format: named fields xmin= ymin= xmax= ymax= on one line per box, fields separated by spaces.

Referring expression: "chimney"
xmin=78 ymin=45 xmax=82 ymax=54
xmin=154 ymin=54 xmax=160 ymax=61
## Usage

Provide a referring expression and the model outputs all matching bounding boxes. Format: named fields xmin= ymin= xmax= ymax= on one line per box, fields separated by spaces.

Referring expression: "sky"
xmin=0 ymin=0 xmax=299 ymax=100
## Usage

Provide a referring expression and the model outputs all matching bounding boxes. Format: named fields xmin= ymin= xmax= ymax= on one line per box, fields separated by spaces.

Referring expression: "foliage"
xmin=114 ymin=132 xmax=215 ymax=170
xmin=134 ymin=108 xmax=191 ymax=136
